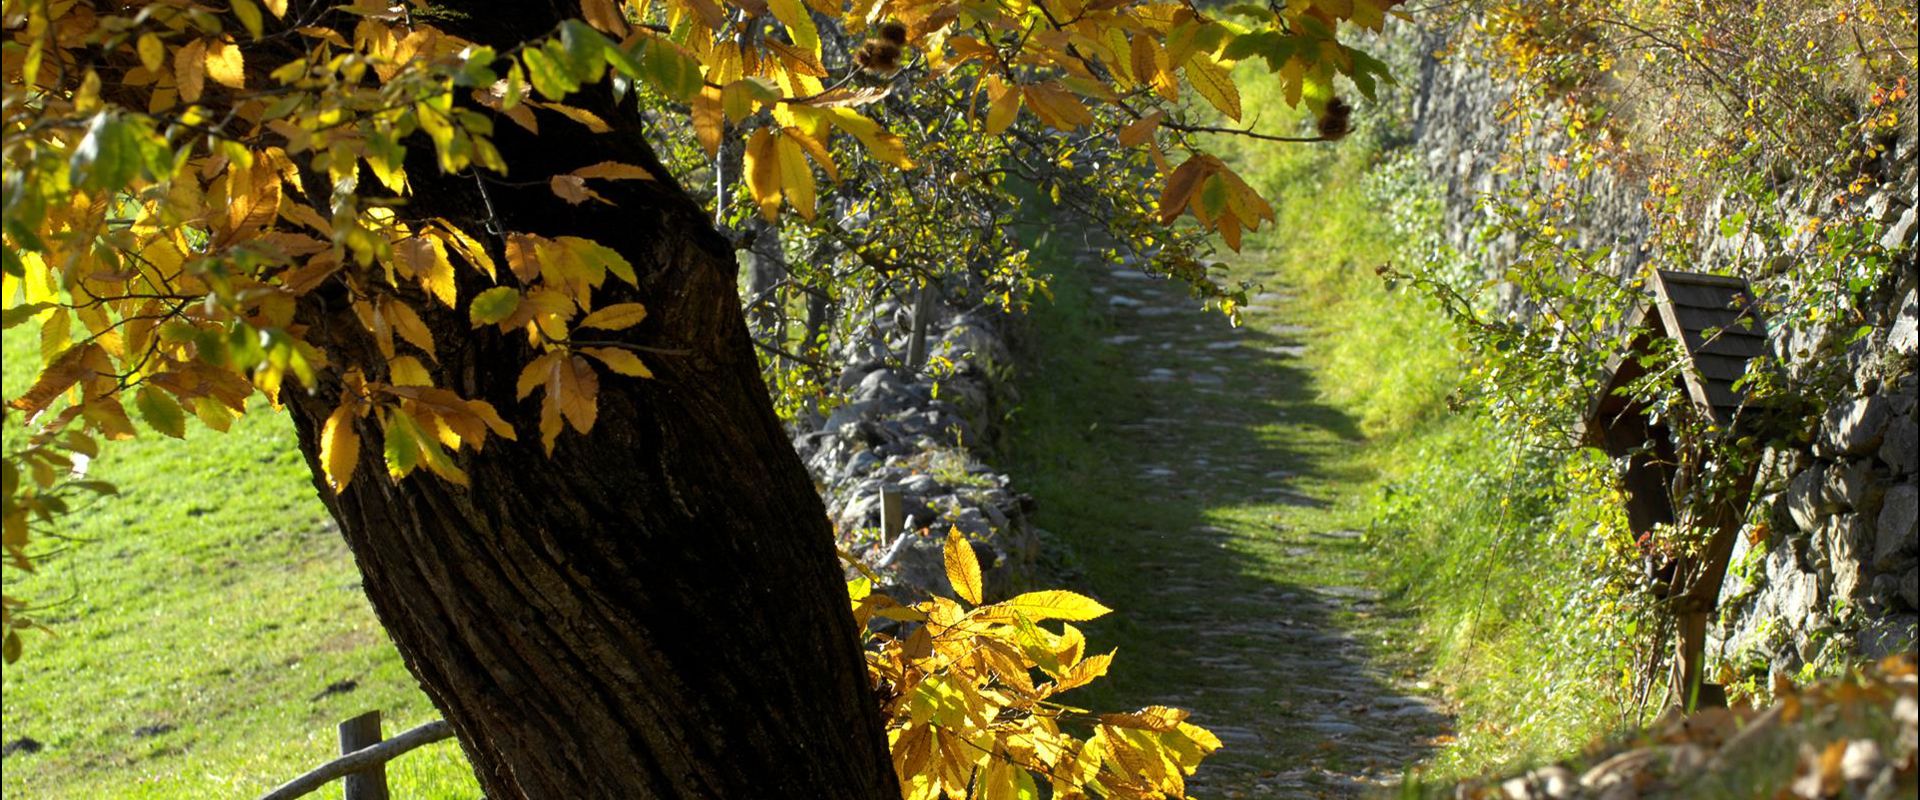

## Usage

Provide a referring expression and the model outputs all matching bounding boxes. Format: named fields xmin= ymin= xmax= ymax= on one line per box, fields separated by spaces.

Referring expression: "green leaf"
xmin=452 ymin=46 xmax=499 ymax=87
xmin=469 ymin=286 xmax=522 ymax=326
xmin=640 ymin=38 xmax=703 ymax=102
xmin=559 ymin=236 xmax=636 ymax=284
xmin=603 ymin=40 xmax=643 ymax=79
xmin=134 ymin=387 xmax=187 ymax=439
xmin=555 ymin=20 xmax=609 ymax=85
xmin=69 ymin=112 xmax=147 ymax=191
xmin=231 ymin=0 xmax=265 ymax=39
xmin=383 ymin=409 xmax=422 ymax=479
xmin=520 ymin=47 xmax=578 ymax=100
xmin=1197 ymin=175 xmax=1229 ymax=221
xmin=1 ymin=302 xmax=53 ymax=330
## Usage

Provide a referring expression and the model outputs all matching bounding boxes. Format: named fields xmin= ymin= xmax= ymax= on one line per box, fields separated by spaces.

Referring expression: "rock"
xmin=1822 ymin=513 xmax=1870 ymax=602
xmin=1500 ymin=766 xmax=1579 ymax=800
xmin=1786 ymin=467 xmax=1832 ymax=531
xmin=1881 ymin=414 xmax=1918 ymax=476
xmin=1876 ymin=485 xmax=1918 ymax=569
xmin=1819 ymin=395 xmax=1892 ymax=458
xmin=836 ymin=360 xmax=885 ymax=391
xmin=854 ymin=368 xmax=908 ymax=402
xmin=1774 ymin=560 xmax=1822 ymax=624
xmin=1883 ymin=207 xmax=1918 ymax=253
xmin=1822 ymin=460 xmax=1880 ymax=513
xmin=822 ymin=401 xmax=874 ymax=433
xmin=1886 ymin=287 xmax=1918 ymax=356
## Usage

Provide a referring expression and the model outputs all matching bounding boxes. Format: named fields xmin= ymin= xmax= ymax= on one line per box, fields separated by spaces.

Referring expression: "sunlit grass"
xmin=2 ymin=328 xmax=478 ymax=799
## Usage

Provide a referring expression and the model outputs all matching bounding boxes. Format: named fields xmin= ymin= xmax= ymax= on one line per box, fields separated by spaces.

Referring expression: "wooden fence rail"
xmin=257 ymin=711 xmax=452 ymax=800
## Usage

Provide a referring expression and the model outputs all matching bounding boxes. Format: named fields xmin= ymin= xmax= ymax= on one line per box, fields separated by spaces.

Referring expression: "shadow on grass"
xmin=1005 ymin=239 xmax=1449 ymax=795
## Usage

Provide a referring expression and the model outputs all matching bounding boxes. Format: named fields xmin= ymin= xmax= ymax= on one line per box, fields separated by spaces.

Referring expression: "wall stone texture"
xmin=1406 ymin=22 xmax=1919 ymax=674
xmin=787 ymin=284 xmax=1046 ymax=606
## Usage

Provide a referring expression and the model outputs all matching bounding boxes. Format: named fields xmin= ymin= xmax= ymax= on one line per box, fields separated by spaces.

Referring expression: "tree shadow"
xmin=1007 ymin=251 xmax=1451 ymax=796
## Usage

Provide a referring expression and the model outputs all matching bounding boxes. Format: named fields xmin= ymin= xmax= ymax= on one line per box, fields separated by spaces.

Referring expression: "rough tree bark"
xmin=277 ymin=3 xmax=899 ymax=797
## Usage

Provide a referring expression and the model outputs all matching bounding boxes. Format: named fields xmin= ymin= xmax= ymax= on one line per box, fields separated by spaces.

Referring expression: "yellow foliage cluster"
xmin=851 ymin=530 xmax=1220 ymax=799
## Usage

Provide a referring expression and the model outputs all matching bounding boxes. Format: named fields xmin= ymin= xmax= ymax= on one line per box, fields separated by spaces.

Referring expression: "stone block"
xmin=1818 ymin=395 xmax=1891 ymax=458
xmin=1771 ymin=554 xmax=1823 ymax=624
xmin=1888 ymin=288 xmax=1918 ymax=357
xmin=1882 ymin=414 xmax=1918 ymax=476
xmin=1876 ymin=484 xmax=1918 ymax=569
xmin=1821 ymin=513 xmax=1871 ymax=603
xmin=1786 ymin=467 xmax=1833 ymax=532
xmin=1822 ymin=460 xmax=1881 ymax=513
xmin=1882 ymin=207 xmax=1918 ymax=253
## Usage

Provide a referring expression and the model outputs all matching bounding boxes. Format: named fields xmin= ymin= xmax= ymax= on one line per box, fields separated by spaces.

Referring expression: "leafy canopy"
xmin=4 ymin=0 xmax=1399 ymax=648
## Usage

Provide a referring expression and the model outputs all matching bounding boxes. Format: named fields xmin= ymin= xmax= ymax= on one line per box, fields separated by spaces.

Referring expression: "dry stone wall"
xmin=787 ymin=286 xmax=1045 ymax=604
xmin=1405 ymin=22 xmax=1919 ymax=672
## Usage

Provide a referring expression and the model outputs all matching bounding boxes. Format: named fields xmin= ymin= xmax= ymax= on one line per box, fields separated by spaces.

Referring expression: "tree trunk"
xmin=278 ymin=6 xmax=898 ymax=797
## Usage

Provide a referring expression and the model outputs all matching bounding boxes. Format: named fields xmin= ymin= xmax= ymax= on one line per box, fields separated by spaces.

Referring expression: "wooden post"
xmin=338 ymin=711 xmax=390 ymax=800
xmin=880 ymin=488 xmax=905 ymax=545
xmin=906 ymin=283 xmax=933 ymax=370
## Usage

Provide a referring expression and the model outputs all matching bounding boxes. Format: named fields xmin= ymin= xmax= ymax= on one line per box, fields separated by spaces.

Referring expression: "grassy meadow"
xmin=2 ymin=329 xmax=479 ymax=798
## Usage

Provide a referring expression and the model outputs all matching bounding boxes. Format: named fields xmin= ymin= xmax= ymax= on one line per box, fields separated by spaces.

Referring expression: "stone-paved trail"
xmin=1013 ymin=256 xmax=1454 ymax=797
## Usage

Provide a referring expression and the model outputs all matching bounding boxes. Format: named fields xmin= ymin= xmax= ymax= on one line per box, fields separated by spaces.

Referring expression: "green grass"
xmin=2 ymin=329 xmax=479 ymax=798
xmin=1219 ymin=75 xmax=1651 ymax=779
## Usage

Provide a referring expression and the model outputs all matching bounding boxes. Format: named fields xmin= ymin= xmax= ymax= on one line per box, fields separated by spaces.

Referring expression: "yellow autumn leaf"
xmin=174 ymin=39 xmax=207 ymax=103
xmin=320 ymin=403 xmax=360 ymax=492
xmin=692 ymin=87 xmax=724 ymax=158
xmin=548 ymin=174 xmax=609 ymax=205
xmin=983 ymin=590 xmax=1111 ymax=622
xmin=1184 ymin=53 xmax=1241 ymax=121
xmin=205 ymin=38 xmax=245 ymax=89
xmin=782 ymin=125 xmax=839 ymax=183
xmin=1118 ymin=110 xmax=1164 ymax=148
xmin=541 ymin=102 xmax=613 ymax=132
xmin=1022 ymin=83 xmax=1094 ymax=131
xmin=396 ymin=236 xmax=457 ymax=307
xmin=556 ymin=354 xmax=598 ymax=434
xmin=744 ymin=128 xmax=782 ymax=221
xmin=516 ymin=351 xmax=561 ymax=399
xmin=578 ymin=302 xmax=647 ymax=331
xmin=571 ymin=161 xmax=656 ymax=181
xmin=775 ymin=132 xmax=816 ymax=220
xmin=984 ymin=76 xmax=1020 ymax=135
xmin=380 ymin=298 xmax=436 ymax=360
xmin=505 ymin=234 xmax=544 ymax=283
xmin=826 ymin=109 xmax=914 ymax=169
xmin=1097 ymin=705 xmax=1189 ymax=731
xmin=1129 ymin=34 xmax=1159 ymax=85
xmin=582 ymin=346 xmax=653 ymax=378
xmin=136 ymin=33 xmax=165 ymax=73
xmin=1157 ymin=156 xmax=1211 ymax=224
xmin=388 ymin=355 xmax=433 ymax=386
xmin=943 ymin=527 xmax=984 ymax=605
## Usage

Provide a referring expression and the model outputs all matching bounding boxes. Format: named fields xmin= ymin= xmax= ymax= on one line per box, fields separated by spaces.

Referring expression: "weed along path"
xmin=1012 ymin=253 xmax=1453 ymax=797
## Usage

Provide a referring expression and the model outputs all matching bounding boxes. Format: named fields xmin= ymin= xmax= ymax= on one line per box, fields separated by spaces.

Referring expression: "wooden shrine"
xmin=1581 ymin=270 xmax=1771 ymax=710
